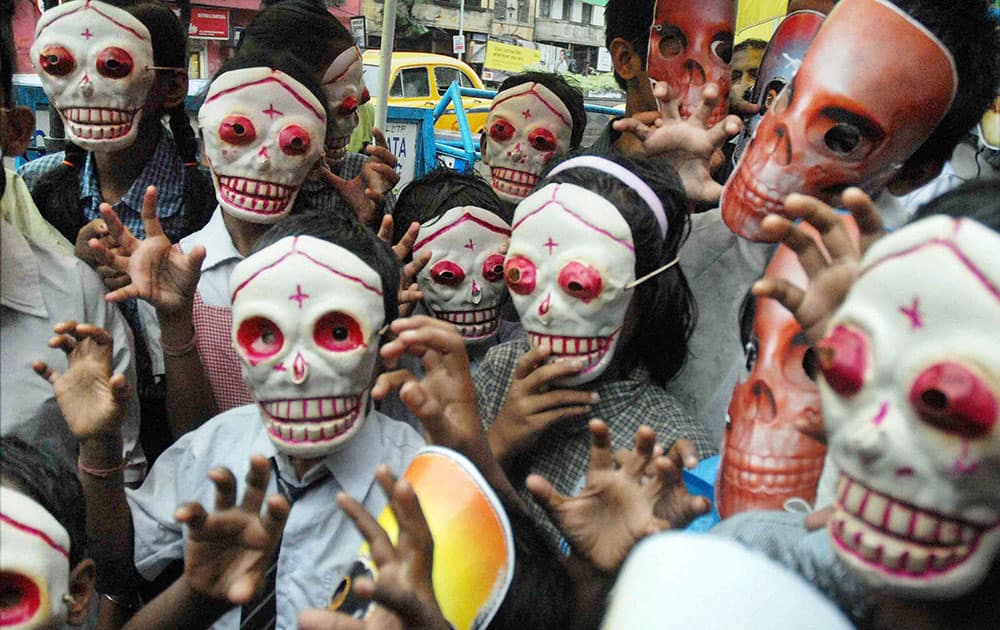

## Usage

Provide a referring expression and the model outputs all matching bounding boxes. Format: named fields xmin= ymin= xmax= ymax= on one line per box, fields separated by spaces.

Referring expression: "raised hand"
xmin=752 ymin=188 xmax=886 ymax=343
xmin=89 ymin=186 xmax=206 ymax=315
xmin=527 ymin=420 xmax=709 ymax=573
xmin=173 ymin=455 xmax=290 ymax=604
xmin=297 ymin=466 xmax=449 ymax=630
xmin=613 ymin=81 xmax=743 ymax=204
xmin=377 ymin=217 xmax=430 ymax=318
xmin=34 ymin=321 xmax=131 ymax=439
xmin=487 ymin=346 xmax=597 ymax=465
xmin=324 ymin=130 xmax=400 ymax=227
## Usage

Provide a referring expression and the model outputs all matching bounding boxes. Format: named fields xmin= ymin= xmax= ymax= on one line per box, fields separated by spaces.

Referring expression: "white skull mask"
xmin=0 ymin=487 xmax=72 ymax=630
xmin=31 ymin=0 xmax=155 ymax=151
xmin=483 ymin=83 xmax=574 ymax=203
xmin=229 ymin=236 xmax=386 ymax=457
xmin=199 ymin=67 xmax=326 ymax=224
xmin=821 ymin=217 xmax=1000 ymax=599
xmin=414 ymin=206 xmax=511 ymax=343
xmin=505 ymin=183 xmax=635 ymax=385
xmin=321 ymin=46 xmax=369 ymax=166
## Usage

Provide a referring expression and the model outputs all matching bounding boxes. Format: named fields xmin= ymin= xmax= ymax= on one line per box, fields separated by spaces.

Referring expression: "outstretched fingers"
xmin=783 ymin=193 xmax=858 ymax=261
xmin=841 ymin=187 xmax=885 ymax=253
xmin=526 ymin=473 xmax=568 ymax=514
xmin=752 ymin=277 xmax=806 ymax=315
xmin=139 ymin=186 xmax=165 ymax=240
xmin=239 ymin=455 xmax=272 ymax=514
xmin=209 ymin=467 xmax=238 ymax=511
xmin=587 ymin=419 xmax=613 ymax=471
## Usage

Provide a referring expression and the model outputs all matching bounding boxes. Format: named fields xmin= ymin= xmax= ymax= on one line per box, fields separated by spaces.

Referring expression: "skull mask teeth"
xmin=229 ymin=236 xmax=386 ymax=457
xmin=820 ymin=216 xmax=1000 ymax=599
xmin=414 ymin=206 xmax=511 ymax=343
xmin=321 ymin=46 xmax=369 ymax=166
xmin=646 ymin=0 xmax=735 ymax=127
xmin=721 ymin=0 xmax=958 ymax=242
xmin=505 ymin=183 xmax=635 ymax=386
xmin=31 ymin=0 xmax=156 ymax=152
xmin=199 ymin=67 xmax=327 ymax=224
xmin=483 ymin=83 xmax=574 ymax=204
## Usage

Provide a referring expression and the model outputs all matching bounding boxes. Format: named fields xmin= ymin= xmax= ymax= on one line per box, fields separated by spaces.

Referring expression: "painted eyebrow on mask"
xmin=818 ymin=106 xmax=886 ymax=142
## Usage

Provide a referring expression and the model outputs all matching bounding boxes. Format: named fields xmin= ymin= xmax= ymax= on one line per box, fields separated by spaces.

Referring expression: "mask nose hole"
xmin=684 ymin=59 xmax=706 ymax=86
xmin=750 ymin=380 xmax=777 ymax=423
xmin=291 ymin=352 xmax=308 ymax=384
xmin=768 ymin=125 xmax=793 ymax=166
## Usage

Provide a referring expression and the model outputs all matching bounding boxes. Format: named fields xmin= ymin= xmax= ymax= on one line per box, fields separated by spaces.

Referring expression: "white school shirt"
xmin=128 ymin=403 xmax=424 ymax=630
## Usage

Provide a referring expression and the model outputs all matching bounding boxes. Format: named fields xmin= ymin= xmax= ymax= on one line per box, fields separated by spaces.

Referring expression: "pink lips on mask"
xmin=218 ymin=175 xmax=294 ymax=217
xmin=491 ymin=167 xmax=539 ymax=201
xmin=830 ymin=473 xmax=993 ymax=579
xmin=528 ymin=330 xmax=617 ymax=375
xmin=432 ymin=307 xmax=500 ymax=340
xmin=61 ymin=106 xmax=136 ymax=140
xmin=260 ymin=394 xmax=362 ymax=444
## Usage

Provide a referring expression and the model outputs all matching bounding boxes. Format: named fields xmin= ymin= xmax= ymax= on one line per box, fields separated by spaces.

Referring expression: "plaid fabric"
xmin=298 ymin=152 xmax=396 ymax=227
xmin=192 ymin=291 xmax=254 ymax=412
xmin=474 ymin=339 xmax=716 ymax=549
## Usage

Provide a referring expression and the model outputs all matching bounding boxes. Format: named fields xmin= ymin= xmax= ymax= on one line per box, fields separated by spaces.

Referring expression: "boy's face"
xmin=482 ymin=82 xmax=574 ymax=203
xmin=0 ymin=487 xmax=72 ymax=630
xmin=504 ymin=183 xmax=635 ymax=386
xmin=30 ymin=0 xmax=155 ymax=152
xmin=413 ymin=206 xmax=512 ymax=344
xmin=821 ymin=217 xmax=1000 ymax=599
xmin=198 ymin=67 xmax=326 ymax=224
xmin=229 ymin=236 xmax=386 ymax=457
xmin=721 ymin=0 xmax=957 ymax=242
xmin=729 ymin=46 xmax=764 ymax=109
xmin=320 ymin=46 xmax=370 ymax=167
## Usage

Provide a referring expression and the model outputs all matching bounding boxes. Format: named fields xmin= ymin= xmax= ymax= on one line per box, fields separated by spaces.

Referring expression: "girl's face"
xmin=320 ymin=46 xmax=370 ymax=166
xmin=0 ymin=485 xmax=72 ymax=630
xmin=198 ymin=67 xmax=327 ymax=224
xmin=505 ymin=183 xmax=636 ymax=386
xmin=31 ymin=0 xmax=156 ymax=152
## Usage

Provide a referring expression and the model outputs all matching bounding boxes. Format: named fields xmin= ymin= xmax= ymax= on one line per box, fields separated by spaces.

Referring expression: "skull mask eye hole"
xmin=824 ymin=123 xmax=862 ymax=155
xmin=220 ymin=115 xmax=257 ymax=146
xmin=816 ymin=325 xmax=868 ymax=397
xmin=489 ymin=119 xmax=515 ymax=143
xmin=0 ymin=571 xmax=42 ymax=625
xmin=96 ymin=47 xmax=134 ymax=79
xmin=482 ymin=254 xmax=506 ymax=283
xmin=337 ymin=95 xmax=359 ymax=117
xmin=654 ymin=25 xmax=686 ymax=58
xmin=38 ymin=46 xmax=75 ymax=76
xmin=429 ymin=260 xmax=466 ymax=286
xmin=279 ymin=125 xmax=311 ymax=156
xmin=528 ymin=128 xmax=557 ymax=152
xmin=558 ymin=261 xmax=602 ymax=302
xmin=909 ymin=362 xmax=998 ymax=439
xmin=504 ymin=255 xmax=536 ymax=295
xmin=359 ymin=87 xmax=371 ymax=105
xmin=711 ymin=32 xmax=734 ymax=64
xmin=237 ymin=317 xmax=285 ymax=360
xmin=314 ymin=312 xmax=365 ymax=352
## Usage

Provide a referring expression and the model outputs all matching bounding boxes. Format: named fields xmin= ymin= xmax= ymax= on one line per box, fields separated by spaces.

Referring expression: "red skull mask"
xmin=717 ymin=243 xmax=827 ymax=518
xmin=721 ymin=0 xmax=958 ymax=242
xmin=646 ymin=0 xmax=735 ymax=126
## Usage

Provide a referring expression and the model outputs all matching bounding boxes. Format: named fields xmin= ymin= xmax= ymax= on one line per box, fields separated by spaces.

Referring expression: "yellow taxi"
xmin=361 ymin=51 xmax=493 ymax=133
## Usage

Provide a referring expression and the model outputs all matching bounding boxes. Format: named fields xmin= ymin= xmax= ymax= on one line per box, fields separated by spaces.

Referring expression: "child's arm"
xmin=33 ymin=321 xmax=141 ymax=594
xmin=298 ymin=466 xmax=450 ymax=630
xmin=374 ymin=315 xmax=526 ymax=513
xmin=88 ymin=186 xmax=217 ymax=435
xmin=121 ymin=455 xmax=290 ymax=630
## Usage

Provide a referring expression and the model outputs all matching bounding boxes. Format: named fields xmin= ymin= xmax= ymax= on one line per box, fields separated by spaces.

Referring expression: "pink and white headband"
xmin=548 ymin=155 xmax=668 ymax=238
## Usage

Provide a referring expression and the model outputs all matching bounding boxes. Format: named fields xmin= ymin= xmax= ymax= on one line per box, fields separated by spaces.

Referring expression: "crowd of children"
xmin=2 ymin=0 xmax=998 ymax=628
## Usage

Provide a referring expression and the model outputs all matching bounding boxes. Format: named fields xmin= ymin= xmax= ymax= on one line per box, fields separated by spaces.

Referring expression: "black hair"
xmin=604 ymin=0 xmax=656 ymax=90
xmin=391 ymin=168 xmax=511 ymax=247
xmin=734 ymin=38 xmax=768 ymax=55
xmin=495 ymin=72 xmax=588 ymax=149
xmin=0 ymin=436 xmax=87 ymax=566
xmin=489 ymin=503 xmax=574 ymax=630
xmin=911 ymin=178 xmax=1000 ymax=231
xmin=237 ymin=0 xmax=355 ymax=75
xmin=892 ymin=0 xmax=999 ymax=172
xmin=254 ymin=212 xmax=400 ymax=327
xmin=540 ymin=152 xmax=695 ymax=386
xmin=29 ymin=0 xmax=215 ymax=243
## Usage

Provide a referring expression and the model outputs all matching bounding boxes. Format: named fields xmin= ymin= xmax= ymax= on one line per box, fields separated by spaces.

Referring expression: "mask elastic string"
xmin=625 ymin=256 xmax=680 ymax=289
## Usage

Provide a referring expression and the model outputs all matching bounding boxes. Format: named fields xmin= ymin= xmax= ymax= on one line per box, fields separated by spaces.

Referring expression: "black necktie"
xmin=239 ymin=458 xmax=327 ymax=629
